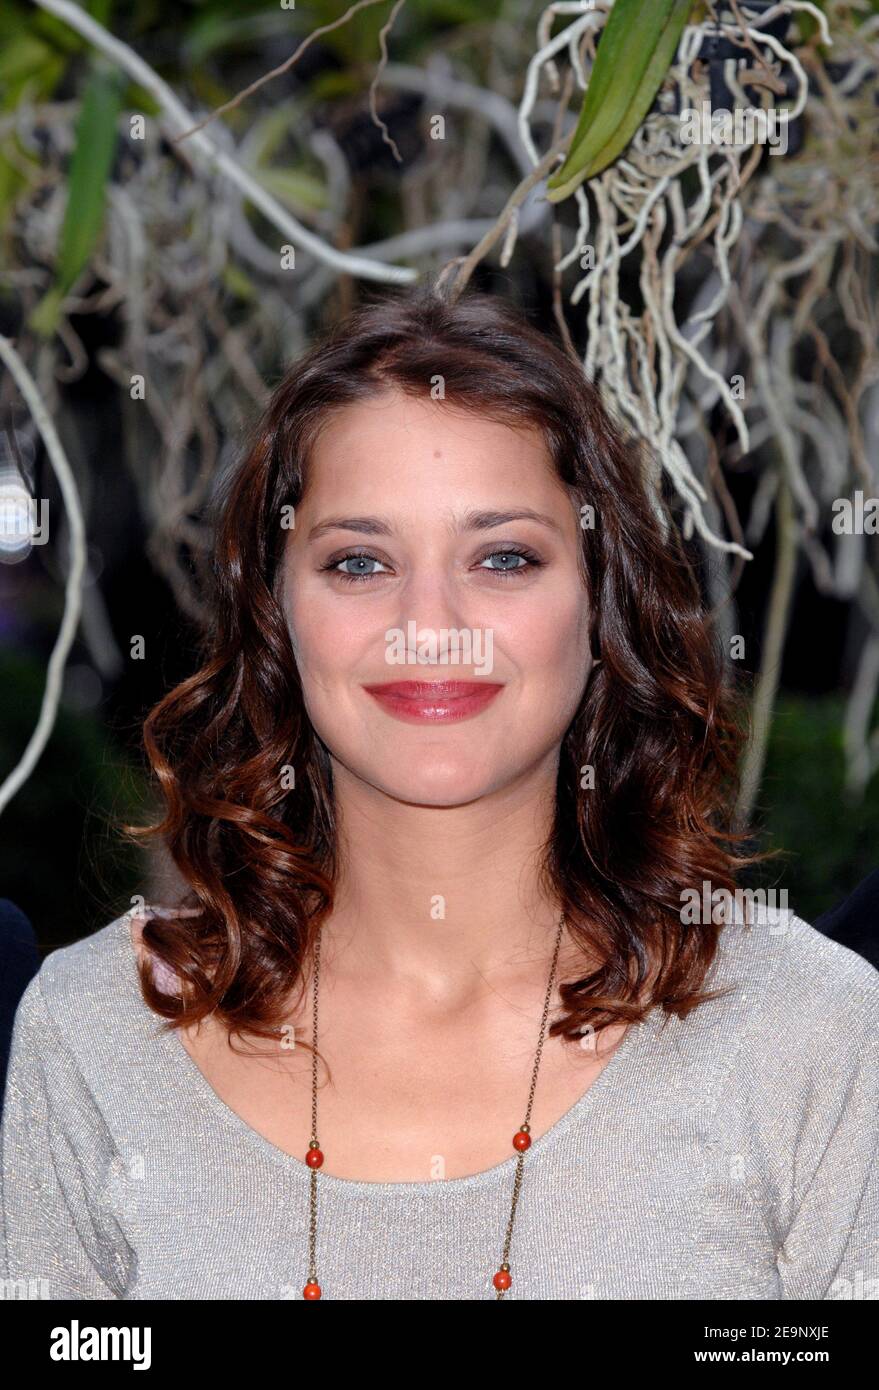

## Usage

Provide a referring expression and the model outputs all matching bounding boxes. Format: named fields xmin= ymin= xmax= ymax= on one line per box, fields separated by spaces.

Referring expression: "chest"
xmin=176 ymin=1009 xmax=629 ymax=1182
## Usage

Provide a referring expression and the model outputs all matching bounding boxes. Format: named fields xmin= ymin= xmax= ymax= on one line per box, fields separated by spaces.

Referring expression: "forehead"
xmin=303 ymin=389 xmax=559 ymax=503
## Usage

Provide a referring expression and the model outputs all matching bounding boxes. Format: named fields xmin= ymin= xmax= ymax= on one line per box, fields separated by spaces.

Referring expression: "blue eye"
xmin=479 ymin=551 xmax=530 ymax=573
xmin=331 ymin=554 xmax=389 ymax=582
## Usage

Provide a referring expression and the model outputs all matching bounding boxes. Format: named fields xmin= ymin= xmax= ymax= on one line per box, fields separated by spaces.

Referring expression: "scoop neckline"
xmin=117 ymin=908 xmax=655 ymax=1197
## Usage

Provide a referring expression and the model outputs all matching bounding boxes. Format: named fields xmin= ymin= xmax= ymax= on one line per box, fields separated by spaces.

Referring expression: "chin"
xmin=384 ymin=784 xmax=499 ymax=810
xmin=370 ymin=763 xmax=504 ymax=808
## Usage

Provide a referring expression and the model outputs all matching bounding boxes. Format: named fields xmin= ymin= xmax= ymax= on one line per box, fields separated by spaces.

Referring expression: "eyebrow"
xmin=306 ymin=508 xmax=564 ymax=542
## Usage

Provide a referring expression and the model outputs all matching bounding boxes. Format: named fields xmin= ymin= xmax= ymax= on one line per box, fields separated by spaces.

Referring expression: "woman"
xmin=2 ymin=291 xmax=877 ymax=1301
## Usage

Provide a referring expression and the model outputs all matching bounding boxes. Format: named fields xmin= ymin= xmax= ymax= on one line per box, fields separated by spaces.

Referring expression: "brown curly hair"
xmin=124 ymin=288 xmax=761 ymax=1052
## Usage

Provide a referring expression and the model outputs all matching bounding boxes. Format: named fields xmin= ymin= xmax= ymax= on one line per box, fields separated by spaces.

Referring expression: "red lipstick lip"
xmin=362 ymin=680 xmax=504 ymax=723
xmin=363 ymin=681 xmax=501 ymax=698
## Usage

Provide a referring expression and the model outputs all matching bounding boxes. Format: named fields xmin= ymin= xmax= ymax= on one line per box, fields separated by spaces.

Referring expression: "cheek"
xmin=495 ymin=582 xmax=590 ymax=673
xmin=284 ymin=578 xmax=374 ymax=681
xmin=499 ymin=587 xmax=592 ymax=736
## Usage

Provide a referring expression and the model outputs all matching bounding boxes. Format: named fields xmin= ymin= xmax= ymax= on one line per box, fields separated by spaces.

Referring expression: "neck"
xmin=320 ymin=754 xmax=570 ymax=1005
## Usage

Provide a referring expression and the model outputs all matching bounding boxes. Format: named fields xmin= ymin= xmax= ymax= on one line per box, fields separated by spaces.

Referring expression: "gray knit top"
xmin=1 ymin=902 xmax=877 ymax=1301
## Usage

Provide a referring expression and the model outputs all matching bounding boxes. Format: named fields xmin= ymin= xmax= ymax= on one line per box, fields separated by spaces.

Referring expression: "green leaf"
xmin=0 ymin=32 xmax=55 ymax=87
xmin=0 ymin=37 xmax=65 ymax=111
xmin=255 ymin=167 xmax=329 ymax=213
xmin=307 ymin=70 xmax=362 ymax=101
xmin=29 ymin=69 xmax=123 ymax=337
xmin=221 ymin=262 xmax=257 ymax=303
xmin=547 ymin=0 xmax=694 ymax=203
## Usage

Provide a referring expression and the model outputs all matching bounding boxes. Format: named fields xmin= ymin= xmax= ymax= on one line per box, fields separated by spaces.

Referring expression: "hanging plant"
xmin=509 ymin=0 xmax=828 ymax=580
xmin=546 ymin=0 xmax=695 ymax=201
xmin=547 ymin=1 xmax=797 ymax=203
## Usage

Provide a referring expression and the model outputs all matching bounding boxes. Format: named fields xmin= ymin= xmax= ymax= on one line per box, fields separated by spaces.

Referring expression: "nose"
xmin=386 ymin=559 xmax=482 ymax=671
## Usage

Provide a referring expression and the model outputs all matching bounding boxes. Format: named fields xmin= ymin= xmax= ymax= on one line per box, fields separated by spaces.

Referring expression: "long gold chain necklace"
xmin=301 ymin=911 xmax=567 ymax=1300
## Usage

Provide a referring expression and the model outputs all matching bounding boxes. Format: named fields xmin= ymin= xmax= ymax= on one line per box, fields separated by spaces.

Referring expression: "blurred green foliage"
xmin=750 ymin=694 xmax=879 ymax=924
xmin=0 ymin=0 xmax=514 ymax=292
xmin=29 ymin=68 xmax=125 ymax=336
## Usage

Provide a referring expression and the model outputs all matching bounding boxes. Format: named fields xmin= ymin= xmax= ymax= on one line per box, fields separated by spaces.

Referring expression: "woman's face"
xmin=280 ymin=388 xmax=594 ymax=807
